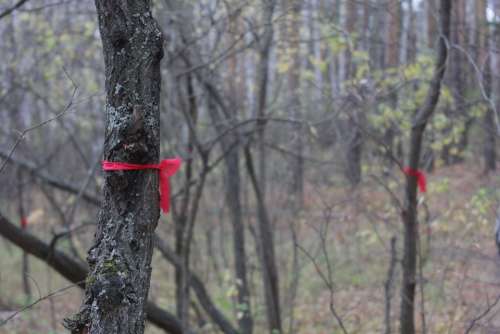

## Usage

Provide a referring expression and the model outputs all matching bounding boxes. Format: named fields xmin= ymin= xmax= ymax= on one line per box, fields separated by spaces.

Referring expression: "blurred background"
xmin=0 ymin=0 xmax=499 ymax=333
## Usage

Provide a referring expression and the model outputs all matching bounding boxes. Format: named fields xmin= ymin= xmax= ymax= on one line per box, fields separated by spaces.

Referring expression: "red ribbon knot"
xmin=403 ymin=167 xmax=426 ymax=193
xmin=102 ymin=158 xmax=182 ymax=213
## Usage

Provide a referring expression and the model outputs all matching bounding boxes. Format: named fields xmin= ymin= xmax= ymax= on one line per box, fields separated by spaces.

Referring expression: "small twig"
xmin=0 ymin=76 xmax=78 ymax=175
xmin=0 ymin=0 xmax=30 ymax=20
xmin=0 ymin=281 xmax=83 ymax=327
xmin=49 ymin=222 xmax=94 ymax=252
xmin=464 ymin=294 xmax=500 ymax=334
xmin=0 ymin=109 xmax=70 ymax=175
xmin=295 ymin=242 xmax=348 ymax=334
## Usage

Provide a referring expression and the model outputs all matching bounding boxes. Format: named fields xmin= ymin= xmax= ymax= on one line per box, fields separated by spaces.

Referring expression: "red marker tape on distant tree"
xmin=403 ymin=167 xmax=426 ymax=193
xmin=20 ymin=217 xmax=28 ymax=229
xmin=102 ymin=158 xmax=182 ymax=214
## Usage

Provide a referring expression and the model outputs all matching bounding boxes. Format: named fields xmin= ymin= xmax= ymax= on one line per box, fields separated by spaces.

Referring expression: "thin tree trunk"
xmin=244 ymin=145 xmax=282 ymax=333
xmin=64 ymin=1 xmax=164 ymax=333
xmin=191 ymin=69 xmax=254 ymax=333
xmin=287 ymin=0 xmax=304 ymax=207
xmin=400 ymin=1 xmax=451 ymax=333
xmin=384 ymin=0 xmax=401 ymax=167
xmin=483 ymin=0 xmax=496 ymax=173
xmin=426 ymin=0 xmax=437 ymax=49
xmin=403 ymin=0 xmax=416 ymax=65
xmin=225 ymin=148 xmax=253 ymax=334
xmin=344 ymin=0 xmax=363 ymax=186
xmin=255 ymin=0 xmax=276 ymax=197
xmin=208 ymin=97 xmax=253 ymax=334
xmin=455 ymin=8 xmax=472 ymax=163
xmin=225 ymin=12 xmax=253 ymax=333
xmin=369 ymin=0 xmax=386 ymax=70
xmin=445 ymin=0 xmax=467 ymax=164
xmin=384 ymin=237 xmax=397 ymax=334
xmin=252 ymin=1 xmax=282 ymax=332
xmin=484 ymin=48 xmax=496 ymax=173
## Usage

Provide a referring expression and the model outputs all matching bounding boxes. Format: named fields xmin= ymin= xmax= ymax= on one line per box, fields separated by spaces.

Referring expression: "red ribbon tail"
xmin=21 ymin=217 xmax=28 ymax=229
xmin=418 ymin=172 xmax=426 ymax=193
xmin=159 ymin=171 xmax=169 ymax=213
xmin=158 ymin=159 xmax=182 ymax=214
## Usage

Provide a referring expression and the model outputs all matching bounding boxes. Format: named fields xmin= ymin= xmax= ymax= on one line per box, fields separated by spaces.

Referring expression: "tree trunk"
xmin=383 ymin=0 xmax=401 ymax=168
xmin=287 ymin=0 xmax=304 ymax=207
xmin=225 ymin=150 xmax=253 ymax=334
xmin=426 ymin=0 xmax=437 ymax=49
xmin=255 ymin=0 xmax=276 ymax=198
xmin=225 ymin=13 xmax=253 ymax=333
xmin=369 ymin=0 xmax=386 ymax=70
xmin=244 ymin=145 xmax=282 ymax=333
xmin=448 ymin=0 xmax=468 ymax=164
xmin=343 ymin=0 xmax=363 ymax=186
xmin=252 ymin=1 xmax=282 ymax=332
xmin=400 ymin=1 xmax=451 ymax=333
xmin=404 ymin=0 xmax=417 ymax=65
xmin=482 ymin=0 xmax=496 ymax=173
xmin=208 ymin=96 xmax=253 ymax=333
xmin=64 ymin=1 xmax=164 ymax=333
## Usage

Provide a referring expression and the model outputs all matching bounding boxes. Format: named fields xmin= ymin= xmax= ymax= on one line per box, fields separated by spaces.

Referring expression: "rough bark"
xmin=0 ymin=213 xmax=183 ymax=334
xmin=64 ymin=1 xmax=165 ymax=333
xmin=400 ymin=1 xmax=451 ymax=333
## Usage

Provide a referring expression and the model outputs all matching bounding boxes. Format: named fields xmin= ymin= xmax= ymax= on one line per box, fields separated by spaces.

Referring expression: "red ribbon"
xmin=403 ymin=167 xmax=426 ymax=193
xmin=20 ymin=217 xmax=28 ymax=229
xmin=102 ymin=158 xmax=182 ymax=213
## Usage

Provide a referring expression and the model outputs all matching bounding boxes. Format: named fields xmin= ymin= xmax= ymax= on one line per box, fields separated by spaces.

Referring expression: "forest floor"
xmin=1 ymin=162 xmax=499 ymax=334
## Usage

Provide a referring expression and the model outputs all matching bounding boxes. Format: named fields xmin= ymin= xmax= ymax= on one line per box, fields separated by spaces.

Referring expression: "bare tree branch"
xmin=0 ymin=0 xmax=30 ymax=20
